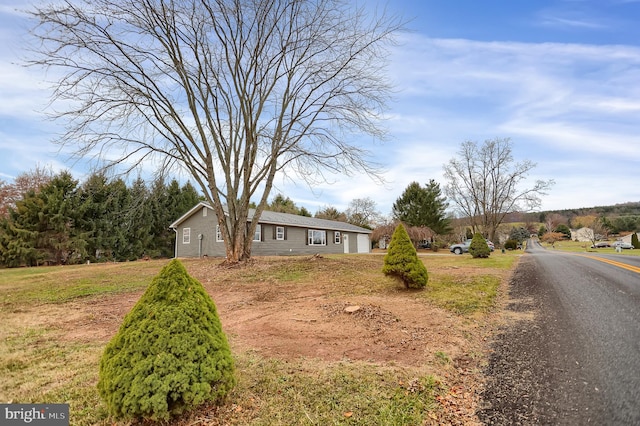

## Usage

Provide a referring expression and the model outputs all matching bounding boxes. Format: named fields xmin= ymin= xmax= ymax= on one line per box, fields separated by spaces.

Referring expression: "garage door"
xmin=357 ymin=234 xmax=370 ymax=253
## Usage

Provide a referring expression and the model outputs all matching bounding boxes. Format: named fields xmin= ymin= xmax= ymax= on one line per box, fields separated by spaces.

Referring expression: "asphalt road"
xmin=478 ymin=240 xmax=640 ymax=425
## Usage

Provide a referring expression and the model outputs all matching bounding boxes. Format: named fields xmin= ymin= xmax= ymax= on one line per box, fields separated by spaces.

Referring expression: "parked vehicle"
xmin=612 ymin=241 xmax=634 ymax=249
xmin=449 ymin=240 xmax=471 ymax=254
xmin=418 ymin=241 xmax=431 ymax=249
xmin=591 ymin=241 xmax=611 ymax=248
xmin=449 ymin=238 xmax=494 ymax=255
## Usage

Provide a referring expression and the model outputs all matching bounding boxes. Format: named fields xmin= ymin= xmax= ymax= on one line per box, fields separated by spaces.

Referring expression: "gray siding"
xmin=176 ymin=207 xmax=225 ymax=258
xmin=174 ymin=204 xmax=371 ymax=258
xmin=252 ymin=225 xmax=349 ymax=256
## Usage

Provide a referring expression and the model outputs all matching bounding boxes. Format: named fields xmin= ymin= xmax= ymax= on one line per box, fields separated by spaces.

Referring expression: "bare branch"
xmin=27 ymin=0 xmax=403 ymax=262
xmin=444 ymin=138 xmax=555 ymax=242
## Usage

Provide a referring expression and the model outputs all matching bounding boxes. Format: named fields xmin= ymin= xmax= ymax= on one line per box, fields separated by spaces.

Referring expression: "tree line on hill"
xmin=0 ymin=168 xmax=202 ymax=267
xmin=537 ymin=204 xmax=640 ymax=235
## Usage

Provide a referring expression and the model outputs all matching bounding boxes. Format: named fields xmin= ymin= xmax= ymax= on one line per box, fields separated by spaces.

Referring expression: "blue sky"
xmin=1 ymin=0 xmax=639 ymax=218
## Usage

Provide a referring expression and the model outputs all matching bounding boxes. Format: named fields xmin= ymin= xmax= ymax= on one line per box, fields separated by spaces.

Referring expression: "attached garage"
xmin=357 ymin=234 xmax=370 ymax=253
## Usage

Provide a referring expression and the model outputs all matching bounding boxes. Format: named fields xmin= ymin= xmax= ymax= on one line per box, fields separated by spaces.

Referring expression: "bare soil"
xmin=9 ymin=257 xmax=513 ymax=424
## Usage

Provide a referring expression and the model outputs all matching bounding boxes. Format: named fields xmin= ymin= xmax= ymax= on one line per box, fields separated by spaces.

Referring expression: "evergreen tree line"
xmin=602 ymin=215 xmax=640 ymax=234
xmin=0 ymin=171 xmax=202 ymax=267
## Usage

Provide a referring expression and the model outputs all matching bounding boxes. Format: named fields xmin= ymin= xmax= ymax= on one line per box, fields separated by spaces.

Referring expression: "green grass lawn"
xmin=539 ymin=239 xmax=640 ymax=256
xmin=0 ymin=252 xmax=520 ymax=425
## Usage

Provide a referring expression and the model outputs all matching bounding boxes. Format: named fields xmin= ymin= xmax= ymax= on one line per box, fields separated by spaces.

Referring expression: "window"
xmin=216 ymin=225 xmax=224 ymax=242
xmin=276 ymin=226 xmax=285 ymax=240
xmin=202 ymin=207 xmax=207 ymax=217
xmin=308 ymin=229 xmax=326 ymax=246
xmin=183 ymin=228 xmax=191 ymax=244
xmin=253 ymin=224 xmax=262 ymax=242
xmin=334 ymin=231 xmax=341 ymax=244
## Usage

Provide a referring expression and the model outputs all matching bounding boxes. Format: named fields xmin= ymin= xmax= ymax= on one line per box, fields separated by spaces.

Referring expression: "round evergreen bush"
xmin=382 ymin=223 xmax=428 ymax=289
xmin=469 ymin=233 xmax=491 ymax=258
xmin=504 ymin=239 xmax=518 ymax=250
xmin=98 ymin=259 xmax=236 ymax=421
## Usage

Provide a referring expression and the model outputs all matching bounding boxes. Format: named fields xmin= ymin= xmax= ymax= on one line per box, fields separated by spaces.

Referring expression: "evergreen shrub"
xmin=632 ymin=233 xmax=640 ymax=249
xmin=98 ymin=259 xmax=236 ymax=421
xmin=504 ymin=239 xmax=518 ymax=250
xmin=469 ymin=233 xmax=491 ymax=258
xmin=382 ymin=223 xmax=428 ymax=289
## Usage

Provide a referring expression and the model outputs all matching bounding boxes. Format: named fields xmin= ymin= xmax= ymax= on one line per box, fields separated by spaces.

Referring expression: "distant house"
xmin=620 ymin=232 xmax=639 ymax=245
xmin=170 ymin=202 xmax=372 ymax=258
xmin=571 ymin=227 xmax=595 ymax=242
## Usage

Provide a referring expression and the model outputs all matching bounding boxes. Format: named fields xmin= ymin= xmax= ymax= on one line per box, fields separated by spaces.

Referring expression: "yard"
xmin=0 ymin=252 xmax=520 ymax=425
xmin=539 ymin=239 xmax=640 ymax=255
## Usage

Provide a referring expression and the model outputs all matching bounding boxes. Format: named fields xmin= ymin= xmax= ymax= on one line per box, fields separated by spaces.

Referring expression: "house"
xmin=571 ymin=227 xmax=595 ymax=242
xmin=620 ymin=232 xmax=639 ymax=245
xmin=170 ymin=202 xmax=372 ymax=258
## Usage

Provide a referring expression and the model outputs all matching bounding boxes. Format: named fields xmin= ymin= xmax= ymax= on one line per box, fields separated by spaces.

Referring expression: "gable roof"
xmin=170 ymin=201 xmax=372 ymax=234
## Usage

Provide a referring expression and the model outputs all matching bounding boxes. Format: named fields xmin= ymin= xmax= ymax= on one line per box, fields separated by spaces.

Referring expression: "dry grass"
xmin=0 ymin=251 xmax=521 ymax=425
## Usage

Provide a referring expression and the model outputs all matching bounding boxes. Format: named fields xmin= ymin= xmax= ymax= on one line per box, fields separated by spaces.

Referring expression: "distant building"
xmin=571 ymin=227 xmax=594 ymax=242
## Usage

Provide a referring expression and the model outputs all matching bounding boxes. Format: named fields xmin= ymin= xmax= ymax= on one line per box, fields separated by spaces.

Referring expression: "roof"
xmin=170 ymin=201 xmax=372 ymax=234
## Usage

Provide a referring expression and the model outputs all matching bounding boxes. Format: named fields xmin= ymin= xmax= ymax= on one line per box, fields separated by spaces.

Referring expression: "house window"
xmin=253 ymin=224 xmax=262 ymax=242
xmin=276 ymin=226 xmax=285 ymax=240
xmin=183 ymin=228 xmax=191 ymax=244
xmin=216 ymin=225 xmax=224 ymax=242
xmin=203 ymin=207 xmax=207 ymax=217
xmin=334 ymin=231 xmax=341 ymax=244
xmin=308 ymin=229 xmax=326 ymax=246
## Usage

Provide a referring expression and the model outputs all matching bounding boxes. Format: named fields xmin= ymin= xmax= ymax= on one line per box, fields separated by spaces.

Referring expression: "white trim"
xmin=253 ymin=224 xmax=262 ymax=242
xmin=308 ymin=229 xmax=326 ymax=246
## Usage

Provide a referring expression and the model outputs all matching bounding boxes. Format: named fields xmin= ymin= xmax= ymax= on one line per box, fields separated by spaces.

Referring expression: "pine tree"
xmin=98 ymin=260 xmax=236 ymax=421
xmin=392 ymin=180 xmax=452 ymax=235
xmin=632 ymin=232 xmax=640 ymax=249
xmin=382 ymin=223 xmax=428 ymax=289
xmin=469 ymin=232 xmax=491 ymax=258
xmin=125 ymin=177 xmax=154 ymax=260
xmin=0 ymin=171 xmax=86 ymax=266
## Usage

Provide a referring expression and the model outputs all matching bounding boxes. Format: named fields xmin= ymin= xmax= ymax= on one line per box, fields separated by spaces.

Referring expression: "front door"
xmin=343 ymin=234 xmax=349 ymax=254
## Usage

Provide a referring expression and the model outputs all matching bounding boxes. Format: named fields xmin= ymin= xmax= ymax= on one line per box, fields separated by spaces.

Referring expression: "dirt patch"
xmin=4 ymin=257 xmax=514 ymax=425
xmin=47 ymin=282 xmax=476 ymax=368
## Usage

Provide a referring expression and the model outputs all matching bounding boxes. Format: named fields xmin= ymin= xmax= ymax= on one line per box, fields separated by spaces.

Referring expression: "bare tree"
xmin=544 ymin=213 xmax=567 ymax=234
xmin=581 ymin=216 xmax=610 ymax=248
xmin=345 ymin=197 xmax=381 ymax=229
xmin=443 ymin=138 xmax=554 ymax=242
xmin=371 ymin=221 xmax=433 ymax=249
xmin=314 ymin=205 xmax=347 ymax=222
xmin=0 ymin=165 xmax=54 ymax=218
xmin=28 ymin=0 xmax=402 ymax=263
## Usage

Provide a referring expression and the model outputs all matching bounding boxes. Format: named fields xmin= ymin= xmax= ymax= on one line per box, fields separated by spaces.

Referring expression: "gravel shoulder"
xmin=477 ymin=251 xmax=608 ymax=425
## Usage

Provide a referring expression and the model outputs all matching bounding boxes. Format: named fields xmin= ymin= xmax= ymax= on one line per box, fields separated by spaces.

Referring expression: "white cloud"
xmin=1 ymin=11 xmax=638 ymax=213
xmin=538 ymin=16 xmax=607 ymax=30
xmin=259 ymin=34 xmax=640 ymax=214
xmin=329 ymin=35 xmax=640 ymax=212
